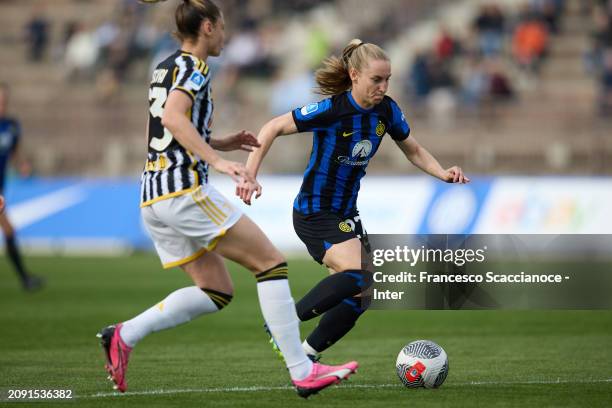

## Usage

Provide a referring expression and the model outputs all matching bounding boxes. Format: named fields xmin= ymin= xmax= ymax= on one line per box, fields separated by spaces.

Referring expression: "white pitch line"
xmin=81 ymin=378 xmax=612 ymax=399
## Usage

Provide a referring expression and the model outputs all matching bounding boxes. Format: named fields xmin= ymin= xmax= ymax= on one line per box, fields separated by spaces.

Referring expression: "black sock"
xmin=306 ymin=295 xmax=370 ymax=353
xmin=6 ymin=235 xmax=29 ymax=283
xmin=296 ymin=270 xmax=372 ymax=321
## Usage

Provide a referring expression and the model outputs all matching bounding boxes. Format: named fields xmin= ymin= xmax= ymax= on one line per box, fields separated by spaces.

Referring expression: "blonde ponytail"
xmin=315 ymin=39 xmax=389 ymax=96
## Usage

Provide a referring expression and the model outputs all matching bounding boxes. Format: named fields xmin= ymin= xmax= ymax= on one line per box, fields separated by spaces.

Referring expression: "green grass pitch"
xmin=1 ymin=254 xmax=611 ymax=407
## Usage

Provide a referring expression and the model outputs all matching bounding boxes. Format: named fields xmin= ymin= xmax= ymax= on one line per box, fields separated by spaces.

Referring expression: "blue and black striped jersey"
xmin=292 ymin=91 xmax=410 ymax=216
xmin=0 ymin=117 xmax=20 ymax=193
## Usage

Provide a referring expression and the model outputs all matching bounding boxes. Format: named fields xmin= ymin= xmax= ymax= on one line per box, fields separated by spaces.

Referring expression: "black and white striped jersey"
xmin=140 ymin=49 xmax=214 ymax=207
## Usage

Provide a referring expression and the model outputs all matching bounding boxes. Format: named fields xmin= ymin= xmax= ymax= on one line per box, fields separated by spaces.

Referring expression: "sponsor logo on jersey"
xmin=337 ymin=140 xmax=373 ymax=166
xmin=300 ymin=102 xmax=319 ymax=116
xmin=342 ymin=131 xmax=357 ymax=137
xmin=352 ymin=140 xmax=372 ymax=158
xmin=376 ymin=121 xmax=386 ymax=137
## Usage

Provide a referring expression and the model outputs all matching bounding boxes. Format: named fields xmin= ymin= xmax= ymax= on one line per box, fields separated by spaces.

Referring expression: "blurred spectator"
xmin=592 ymin=5 xmax=612 ymax=51
xmin=429 ymin=56 xmax=456 ymax=90
xmin=59 ymin=21 xmax=79 ymax=59
xmin=95 ymin=4 xmax=146 ymax=100
xmin=460 ymin=57 xmax=514 ymax=110
xmin=461 ymin=56 xmax=489 ymax=108
xmin=537 ymin=0 xmax=565 ymax=34
xmin=103 ymin=14 xmax=136 ymax=83
xmin=512 ymin=13 xmax=549 ymax=73
xmin=486 ymin=58 xmax=515 ymax=102
xmin=64 ymin=23 xmax=99 ymax=80
xmin=583 ymin=1 xmax=612 ymax=116
xmin=24 ymin=4 xmax=50 ymax=62
xmin=584 ymin=6 xmax=611 ymax=73
xmin=408 ymin=51 xmax=432 ymax=103
xmin=224 ymin=22 xmax=268 ymax=77
xmin=599 ymin=48 xmax=612 ymax=115
xmin=473 ymin=4 xmax=506 ymax=57
xmin=436 ymin=27 xmax=460 ymax=62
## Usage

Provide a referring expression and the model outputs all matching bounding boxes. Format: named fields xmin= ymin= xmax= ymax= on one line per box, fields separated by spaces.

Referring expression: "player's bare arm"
xmin=238 ymin=113 xmax=298 ymax=204
xmin=209 ymin=130 xmax=260 ymax=152
xmin=162 ymin=90 xmax=251 ymax=183
xmin=395 ymin=136 xmax=470 ymax=184
xmin=246 ymin=112 xmax=298 ymax=177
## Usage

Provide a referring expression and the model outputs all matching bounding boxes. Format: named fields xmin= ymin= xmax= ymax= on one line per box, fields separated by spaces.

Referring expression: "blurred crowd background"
xmin=1 ymin=0 xmax=611 ymax=177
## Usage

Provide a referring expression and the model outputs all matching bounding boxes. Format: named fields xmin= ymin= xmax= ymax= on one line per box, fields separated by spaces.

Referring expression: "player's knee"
xmin=341 ymin=269 xmax=374 ymax=292
xmin=200 ymin=288 xmax=233 ymax=310
xmin=325 ymin=257 xmax=360 ymax=273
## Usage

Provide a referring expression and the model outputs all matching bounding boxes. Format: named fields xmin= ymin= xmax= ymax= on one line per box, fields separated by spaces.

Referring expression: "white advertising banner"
xmin=473 ymin=178 xmax=612 ymax=234
xmin=214 ymin=176 xmax=434 ymax=251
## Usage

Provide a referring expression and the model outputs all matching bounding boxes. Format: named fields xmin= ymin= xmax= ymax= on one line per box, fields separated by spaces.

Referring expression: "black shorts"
xmin=293 ymin=209 xmax=370 ymax=264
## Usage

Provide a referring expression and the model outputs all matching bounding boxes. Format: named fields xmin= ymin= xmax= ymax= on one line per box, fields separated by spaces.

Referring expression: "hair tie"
xmin=343 ymin=42 xmax=365 ymax=68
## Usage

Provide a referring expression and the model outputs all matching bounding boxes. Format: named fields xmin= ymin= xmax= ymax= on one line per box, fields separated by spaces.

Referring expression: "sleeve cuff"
xmin=172 ymin=87 xmax=196 ymax=103
xmin=291 ymin=110 xmax=306 ymax=133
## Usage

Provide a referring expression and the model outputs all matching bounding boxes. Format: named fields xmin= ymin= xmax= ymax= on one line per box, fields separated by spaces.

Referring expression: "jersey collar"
xmin=347 ymin=91 xmax=375 ymax=113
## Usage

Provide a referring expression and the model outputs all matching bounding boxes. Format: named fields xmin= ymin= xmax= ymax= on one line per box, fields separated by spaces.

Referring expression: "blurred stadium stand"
xmin=0 ymin=0 xmax=611 ymax=178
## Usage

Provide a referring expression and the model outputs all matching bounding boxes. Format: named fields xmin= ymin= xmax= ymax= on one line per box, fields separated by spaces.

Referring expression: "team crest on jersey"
xmin=376 ymin=121 xmax=386 ymax=137
xmin=300 ymin=103 xmax=319 ymax=116
xmin=187 ymin=71 xmax=205 ymax=90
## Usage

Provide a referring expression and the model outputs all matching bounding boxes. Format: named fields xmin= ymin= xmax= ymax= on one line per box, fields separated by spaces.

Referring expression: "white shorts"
xmin=141 ymin=184 xmax=242 ymax=269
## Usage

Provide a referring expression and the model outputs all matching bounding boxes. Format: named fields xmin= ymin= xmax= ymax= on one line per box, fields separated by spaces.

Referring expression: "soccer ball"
xmin=396 ymin=340 xmax=449 ymax=388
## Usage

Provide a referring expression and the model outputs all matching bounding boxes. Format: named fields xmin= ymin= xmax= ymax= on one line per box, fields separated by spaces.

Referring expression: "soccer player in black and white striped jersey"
xmin=98 ymin=0 xmax=358 ymax=398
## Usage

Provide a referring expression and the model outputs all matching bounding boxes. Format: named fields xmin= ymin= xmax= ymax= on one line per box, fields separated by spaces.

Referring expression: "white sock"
xmin=120 ymin=286 xmax=220 ymax=347
xmin=257 ymin=279 xmax=313 ymax=381
xmin=302 ymin=340 xmax=320 ymax=357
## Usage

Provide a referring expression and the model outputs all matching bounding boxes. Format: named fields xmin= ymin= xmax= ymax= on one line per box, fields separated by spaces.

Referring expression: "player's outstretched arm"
xmin=162 ymin=90 xmax=252 ymax=184
xmin=395 ymin=137 xmax=470 ymax=184
xmin=238 ymin=112 xmax=298 ymax=204
xmin=246 ymin=112 xmax=298 ymax=177
xmin=209 ymin=130 xmax=261 ymax=152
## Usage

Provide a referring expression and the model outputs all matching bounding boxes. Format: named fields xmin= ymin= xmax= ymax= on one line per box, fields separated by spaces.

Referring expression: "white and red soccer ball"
xmin=396 ymin=340 xmax=449 ymax=388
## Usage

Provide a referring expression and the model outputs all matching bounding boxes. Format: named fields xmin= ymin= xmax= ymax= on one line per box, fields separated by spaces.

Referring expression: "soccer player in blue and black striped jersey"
xmin=242 ymin=39 xmax=469 ymax=360
xmin=0 ymin=83 xmax=43 ymax=292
